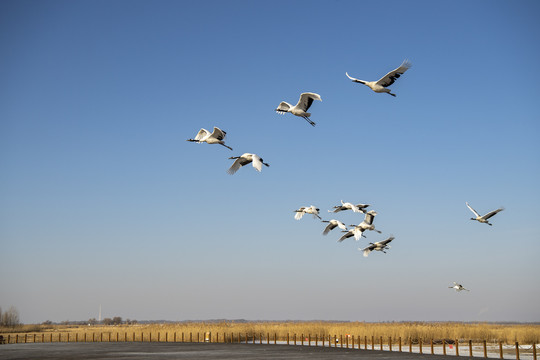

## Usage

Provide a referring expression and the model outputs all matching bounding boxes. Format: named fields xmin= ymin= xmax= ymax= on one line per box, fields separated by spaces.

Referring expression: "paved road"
xmin=0 ymin=342 xmax=452 ymax=359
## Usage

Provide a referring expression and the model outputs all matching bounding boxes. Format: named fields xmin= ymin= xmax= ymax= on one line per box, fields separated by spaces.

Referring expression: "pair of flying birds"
xmin=277 ymin=59 xmax=412 ymax=126
xmin=186 ymin=127 xmax=268 ymax=174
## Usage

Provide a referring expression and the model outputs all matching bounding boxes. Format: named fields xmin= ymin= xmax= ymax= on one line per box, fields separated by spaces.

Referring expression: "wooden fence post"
xmin=294 ymin=334 xmax=297 ymax=346
xmin=372 ymin=336 xmax=375 ymax=350
xmin=116 ymin=333 xmax=119 ymax=342
xmin=469 ymin=339 xmax=473 ymax=357
xmin=352 ymin=335 xmax=354 ymax=349
xmin=399 ymin=337 xmax=402 ymax=352
xmin=532 ymin=343 xmax=537 ymax=360
xmin=516 ymin=341 xmax=520 ymax=360
xmin=365 ymin=336 xmax=367 ymax=350
xmin=380 ymin=336 xmax=383 ymax=351
xmin=431 ymin=339 xmax=434 ymax=354
xmin=419 ymin=338 xmax=422 ymax=354
xmin=443 ymin=339 xmax=446 ymax=355
xmin=499 ymin=341 xmax=503 ymax=359
xmin=409 ymin=337 xmax=412 ymax=353
xmin=483 ymin=340 xmax=487 ymax=358
xmin=43 ymin=333 xmax=45 ymax=343
xmin=287 ymin=333 xmax=289 ymax=345
xmin=274 ymin=333 xmax=276 ymax=345
xmin=456 ymin=339 xmax=459 ymax=357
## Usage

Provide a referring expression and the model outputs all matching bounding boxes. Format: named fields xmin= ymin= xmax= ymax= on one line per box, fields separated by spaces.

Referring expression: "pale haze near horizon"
xmin=1 ymin=0 xmax=539 ymax=324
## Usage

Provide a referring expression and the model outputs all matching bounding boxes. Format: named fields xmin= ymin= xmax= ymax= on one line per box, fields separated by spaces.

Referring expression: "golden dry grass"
xmin=2 ymin=322 xmax=539 ymax=344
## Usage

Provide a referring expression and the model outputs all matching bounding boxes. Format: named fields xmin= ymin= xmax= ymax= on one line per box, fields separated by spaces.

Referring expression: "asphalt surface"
xmin=0 ymin=342 xmax=454 ymax=359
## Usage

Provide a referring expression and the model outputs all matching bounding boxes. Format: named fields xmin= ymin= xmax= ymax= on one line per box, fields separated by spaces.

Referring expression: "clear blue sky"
xmin=1 ymin=0 xmax=539 ymax=324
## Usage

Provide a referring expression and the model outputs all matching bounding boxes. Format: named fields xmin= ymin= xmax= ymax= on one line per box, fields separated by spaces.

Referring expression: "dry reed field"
xmin=2 ymin=321 xmax=539 ymax=344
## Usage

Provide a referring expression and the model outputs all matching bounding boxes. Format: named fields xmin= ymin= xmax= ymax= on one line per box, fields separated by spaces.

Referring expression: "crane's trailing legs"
xmin=303 ymin=116 xmax=316 ymax=126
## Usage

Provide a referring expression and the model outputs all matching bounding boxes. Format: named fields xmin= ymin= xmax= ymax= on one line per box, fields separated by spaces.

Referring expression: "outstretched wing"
xmin=211 ymin=127 xmax=226 ymax=141
xmin=296 ymin=92 xmax=322 ymax=112
xmin=352 ymin=227 xmax=364 ymax=241
xmin=227 ymin=158 xmax=243 ymax=175
xmin=194 ymin=128 xmax=210 ymax=141
xmin=380 ymin=236 xmax=395 ymax=246
xmin=322 ymin=222 xmax=336 ymax=235
xmin=375 ymin=60 xmax=412 ymax=87
xmin=251 ymin=154 xmax=263 ymax=172
xmin=346 ymin=72 xmax=365 ymax=84
xmin=364 ymin=211 xmax=377 ymax=225
xmin=466 ymin=202 xmax=480 ymax=217
xmin=336 ymin=220 xmax=347 ymax=231
xmin=482 ymin=207 xmax=504 ymax=220
xmin=361 ymin=244 xmax=376 ymax=257
xmin=276 ymin=101 xmax=291 ymax=113
xmin=338 ymin=230 xmax=353 ymax=242
xmin=295 ymin=209 xmax=305 ymax=220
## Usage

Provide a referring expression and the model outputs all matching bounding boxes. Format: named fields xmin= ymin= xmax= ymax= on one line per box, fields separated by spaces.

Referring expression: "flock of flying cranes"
xmin=294 ymin=202 xmax=393 ymax=258
xmin=186 ymin=60 xmax=505 ymax=293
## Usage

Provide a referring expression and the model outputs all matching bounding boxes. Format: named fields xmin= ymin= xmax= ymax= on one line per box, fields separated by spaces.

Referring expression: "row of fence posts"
xmin=0 ymin=332 xmax=537 ymax=359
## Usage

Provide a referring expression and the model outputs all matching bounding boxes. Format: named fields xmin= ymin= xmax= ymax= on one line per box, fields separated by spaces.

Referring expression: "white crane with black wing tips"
xmin=227 ymin=153 xmax=269 ymax=174
xmin=294 ymin=206 xmax=322 ymax=220
xmin=275 ymin=92 xmax=322 ymax=126
xmin=449 ymin=282 xmax=470 ymax=292
xmin=466 ymin=202 xmax=504 ymax=226
xmin=346 ymin=60 xmax=412 ymax=97
xmin=186 ymin=127 xmax=232 ymax=150
xmin=321 ymin=219 xmax=348 ymax=235
xmin=338 ymin=210 xmax=381 ymax=242
xmin=329 ymin=200 xmax=369 ymax=213
xmin=360 ymin=236 xmax=394 ymax=257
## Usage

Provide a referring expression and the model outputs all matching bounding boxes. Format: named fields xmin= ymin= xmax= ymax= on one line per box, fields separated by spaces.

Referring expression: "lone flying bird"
xmin=338 ymin=210 xmax=381 ymax=242
xmin=275 ymin=92 xmax=322 ymax=126
xmin=466 ymin=202 xmax=504 ymax=226
xmin=360 ymin=235 xmax=394 ymax=257
xmin=294 ymin=206 xmax=322 ymax=220
xmin=321 ymin=219 xmax=348 ymax=235
xmin=186 ymin=127 xmax=232 ymax=150
xmin=449 ymin=282 xmax=470 ymax=292
xmin=227 ymin=153 xmax=269 ymax=175
xmin=346 ymin=60 xmax=412 ymax=97
xmin=329 ymin=200 xmax=369 ymax=214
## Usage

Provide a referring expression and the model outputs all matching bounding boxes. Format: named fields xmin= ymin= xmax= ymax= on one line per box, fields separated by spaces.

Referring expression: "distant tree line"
xmin=41 ymin=317 xmax=138 ymax=326
xmin=0 ymin=306 xmax=21 ymax=327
